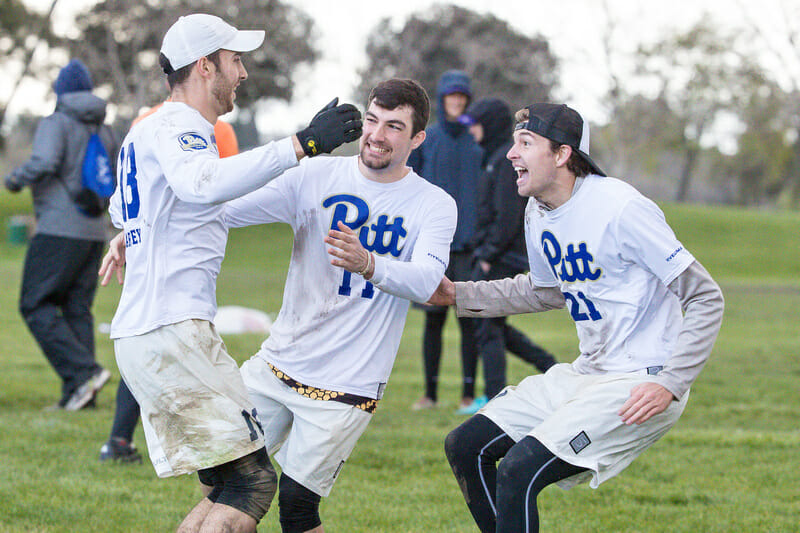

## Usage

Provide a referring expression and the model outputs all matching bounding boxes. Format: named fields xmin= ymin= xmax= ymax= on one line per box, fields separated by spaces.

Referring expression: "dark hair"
xmin=547 ymin=140 xmax=594 ymax=178
xmin=514 ymin=107 xmax=594 ymax=178
xmin=160 ymin=50 xmax=222 ymax=90
xmin=368 ymin=79 xmax=430 ymax=136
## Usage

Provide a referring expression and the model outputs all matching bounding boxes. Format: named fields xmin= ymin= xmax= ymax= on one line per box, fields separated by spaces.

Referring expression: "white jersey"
xmin=225 ymin=155 xmax=457 ymax=399
xmin=109 ymin=101 xmax=298 ymax=338
xmin=525 ymin=176 xmax=695 ymax=374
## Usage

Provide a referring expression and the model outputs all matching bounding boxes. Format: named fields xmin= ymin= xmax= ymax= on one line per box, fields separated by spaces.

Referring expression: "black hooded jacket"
xmin=468 ymin=98 xmax=528 ymax=272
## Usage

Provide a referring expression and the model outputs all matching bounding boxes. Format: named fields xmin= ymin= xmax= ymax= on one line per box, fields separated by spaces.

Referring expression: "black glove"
xmin=296 ymin=97 xmax=362 ymax=157
xmin=4 ymin=174 xmax=23 ymax=193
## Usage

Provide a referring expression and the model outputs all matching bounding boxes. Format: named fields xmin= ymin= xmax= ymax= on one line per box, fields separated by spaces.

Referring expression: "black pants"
xmin=474 ymin=263 xmax=557 ymax=399
xmin=109 ymin=379 xmax=140 ymax=441
xmin=445 ymin=415 xmax=587 ymax=533
xmin=19 ymin=234 xmax=104 ymax=402
xmin=421 ymin=251 xmax=479 ymax=401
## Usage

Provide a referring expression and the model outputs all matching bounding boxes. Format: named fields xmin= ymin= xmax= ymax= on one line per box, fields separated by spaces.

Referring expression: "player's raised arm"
xmin=159 ymin=99 xmax=361 ymax=206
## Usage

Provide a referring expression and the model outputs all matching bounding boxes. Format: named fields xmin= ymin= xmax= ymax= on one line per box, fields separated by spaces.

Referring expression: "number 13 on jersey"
xmin=119 ymin=142 xmax=140 ymax=222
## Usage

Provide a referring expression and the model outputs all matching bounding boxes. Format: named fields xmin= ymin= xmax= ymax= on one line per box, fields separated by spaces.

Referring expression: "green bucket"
xmin=6 ymin=215 xmax=32 ymax=245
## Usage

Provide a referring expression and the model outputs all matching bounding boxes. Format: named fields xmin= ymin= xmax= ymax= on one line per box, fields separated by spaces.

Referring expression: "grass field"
xmin=1 ymin=189 xmax=799 ymax=532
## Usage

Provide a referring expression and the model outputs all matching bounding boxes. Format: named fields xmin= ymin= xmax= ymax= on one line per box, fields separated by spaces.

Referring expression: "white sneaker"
xmin=64 ymin=368 xmax=111 ymax=411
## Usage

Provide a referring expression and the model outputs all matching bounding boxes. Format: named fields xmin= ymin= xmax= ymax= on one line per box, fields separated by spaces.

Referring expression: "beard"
xmin=359 ymin=141 xmax=392 ymax=170
xmin=212 ymin=74 xmax=235 ymax=115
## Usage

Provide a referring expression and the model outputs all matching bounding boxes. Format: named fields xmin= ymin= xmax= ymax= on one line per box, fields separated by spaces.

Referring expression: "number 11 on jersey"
xmin=338 ymin=271 xmax=375 ymax=299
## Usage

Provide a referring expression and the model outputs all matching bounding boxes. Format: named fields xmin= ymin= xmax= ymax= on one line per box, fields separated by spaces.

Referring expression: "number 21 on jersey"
xmin=563 ymin=290 xmax=602 ymax=322
xmin=118 ymin=142 xmax=140 ymax=221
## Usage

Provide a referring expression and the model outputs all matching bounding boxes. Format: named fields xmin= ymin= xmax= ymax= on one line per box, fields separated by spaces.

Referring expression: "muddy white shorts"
xmin=240 ymin=356 xmax=373 ymax=497
xmin=479 ymin=363 xmax=689 ymax=489
xmin=114 ymin=319 xmax=265 ymax=477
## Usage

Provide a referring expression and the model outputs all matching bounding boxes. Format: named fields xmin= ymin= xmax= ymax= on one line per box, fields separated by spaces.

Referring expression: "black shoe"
xmin=99 ymin=437 xmax=143 ymax=464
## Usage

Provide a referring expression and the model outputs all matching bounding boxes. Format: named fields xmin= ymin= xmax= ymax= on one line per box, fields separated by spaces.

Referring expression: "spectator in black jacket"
xmin=408 ymin=71 xmax=484 ymax=411
xmin=457 ymin=98 xmax=557 ymax=415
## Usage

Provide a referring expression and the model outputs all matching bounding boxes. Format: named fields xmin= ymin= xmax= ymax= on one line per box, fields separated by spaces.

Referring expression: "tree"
xmin=0 ymin=0 xmax=54 ymax=69
xmin=736 ymin=0 xmax=800 ymax=207
xmin=632 ymin=21 xmax=776 ymax=202
xmin=0 ymin=0 xmax=60 ymax=134
xmin=721 ymin=81 xmax=797 ymax=206
xmin=65 ymin=0 xmax=319 ymax=122
xmin=355 ymin=4 xmax=558 ymax=115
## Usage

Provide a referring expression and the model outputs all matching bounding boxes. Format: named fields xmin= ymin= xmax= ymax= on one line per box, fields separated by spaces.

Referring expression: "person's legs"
xmin=457 ymin=315 xmax=479 ymax=403
xmin=420 ymin=309 xmax=447 ymax=404
xmin=503 ymin=324 xmax=557 ymax=373
xmin=448 ymin=252 xmax=481 ymax=404
xmin=495 ymin=436 xmax=587 ymax=533
xmin=109 ymin=379 xmax=140 ymax=442
xmin=478 ymin=317 xmax=507 ymax=399
xmin=19 ymin=235 xmax=103 ymax=404
xmin=180 ymin=448 xmax=277 ymax=533
xmin=61 ymin=240 xmax=103 ymax=363
xmin=278 ymin=473 xmax=324 ymax=533
xmin=100 ymin=379 xmax=142 ymax=463
xmin=444 ymin=414 xmax=515 ymax=533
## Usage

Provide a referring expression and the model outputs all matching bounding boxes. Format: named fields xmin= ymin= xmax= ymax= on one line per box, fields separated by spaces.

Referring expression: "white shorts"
xmin=114 ymin=319 xmax=264 ymax=477
xmin=240 ymin=357 xmax=373 ymax=497
xmin=479 ymin=363 xmax=689 ymax=489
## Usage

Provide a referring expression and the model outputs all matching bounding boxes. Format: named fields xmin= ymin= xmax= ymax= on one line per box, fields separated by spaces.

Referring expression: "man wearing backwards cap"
xmin=429 ymin=103 xmax=724 ymax=532
xmin=99 ymin=13 xmax=361 ymax=533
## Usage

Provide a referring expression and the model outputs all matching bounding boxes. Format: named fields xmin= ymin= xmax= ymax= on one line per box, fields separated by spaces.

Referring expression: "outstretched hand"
xmin=99 ymin=232 xmax=126 ymax=286
xmin=325 ymin=221 xmax=373 ymax=278
xmin=618 ymin=382 xmax=675 ymax=425
xmin=426 ymin=276 xmax=456 ymax=306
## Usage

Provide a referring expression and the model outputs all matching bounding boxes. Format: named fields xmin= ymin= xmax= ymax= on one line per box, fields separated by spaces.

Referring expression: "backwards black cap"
xmin=515 ymin=103 xmax=606 ymax=177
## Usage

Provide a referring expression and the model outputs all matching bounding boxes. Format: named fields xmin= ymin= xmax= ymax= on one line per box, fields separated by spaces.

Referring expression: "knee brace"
xmin=199 ymin=447 xmax=277 ymax=523
xmin=278 ymin=474 xmax=322 ymax=533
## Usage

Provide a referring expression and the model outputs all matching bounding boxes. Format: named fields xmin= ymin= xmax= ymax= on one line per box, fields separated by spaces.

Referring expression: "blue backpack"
xmin=75 ymin=127 xmax=115 ymax=217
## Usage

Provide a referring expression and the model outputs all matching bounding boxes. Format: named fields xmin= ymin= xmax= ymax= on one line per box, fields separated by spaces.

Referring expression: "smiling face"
xmin=211 ymin=49 xmax=247 ymax=116
xmin=358 ymin=101 xmax=426 ymax=181
xmin=507 ymin=129 xmax=574 ymax=208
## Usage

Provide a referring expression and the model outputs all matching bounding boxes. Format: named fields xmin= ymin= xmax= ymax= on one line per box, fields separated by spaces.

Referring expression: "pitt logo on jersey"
xmin=323 ymin=194 xmax=407 ymax=257
xmin=178 ymin=132 xmax=209 ymax=152
xmin=541 ymin=230 xmax=602 ymax=283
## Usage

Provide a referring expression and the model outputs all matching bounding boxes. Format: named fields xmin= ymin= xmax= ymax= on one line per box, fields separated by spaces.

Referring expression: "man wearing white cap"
xmin=429 ymin=103 xmax=725 ymax=532
xmin=100 ymin=13 xmax=361 ymax=533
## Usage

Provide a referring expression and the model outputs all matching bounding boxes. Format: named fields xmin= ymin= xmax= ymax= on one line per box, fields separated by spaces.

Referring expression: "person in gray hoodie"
xmin=4 ymin=59 xmax=115 ymax=411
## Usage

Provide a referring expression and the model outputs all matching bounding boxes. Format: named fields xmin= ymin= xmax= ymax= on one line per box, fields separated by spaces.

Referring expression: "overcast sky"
xmin=8 ymin=0 xmax=800 ymax=139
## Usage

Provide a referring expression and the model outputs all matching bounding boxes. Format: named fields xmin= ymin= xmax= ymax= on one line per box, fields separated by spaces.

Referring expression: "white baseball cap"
xmin=160 ymin=14 xmax=265 ymax=72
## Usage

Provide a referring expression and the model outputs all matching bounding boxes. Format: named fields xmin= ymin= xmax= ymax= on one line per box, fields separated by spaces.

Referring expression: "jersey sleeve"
xmin=615 ymin=196 xmax=695 ymax=285
xmin=108 ymin=133 xmax=127 ymax=228
xmin=369 ymin=192 xmax=457 ymax=303
xmin=222 ymin=166 xmax=303 ymax=228
xmin=154 ymin=123 xmax=298 ymax=204
xmin=8 ymin=115 xmax=65 ymax=187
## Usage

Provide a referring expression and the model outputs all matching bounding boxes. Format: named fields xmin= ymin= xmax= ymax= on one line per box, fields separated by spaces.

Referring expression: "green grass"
xmin=1 ymin=190 xmax=798 ymax=532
